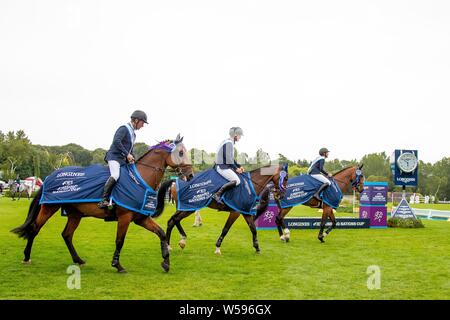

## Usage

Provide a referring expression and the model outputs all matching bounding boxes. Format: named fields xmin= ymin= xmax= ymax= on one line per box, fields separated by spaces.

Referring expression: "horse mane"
xmin=136 ymin=140 xmax=173 ymax=163
xmin=332 ymin=166 xmax=354 ymax=176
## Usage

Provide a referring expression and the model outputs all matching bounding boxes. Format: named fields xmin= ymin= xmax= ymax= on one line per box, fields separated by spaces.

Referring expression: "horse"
xmin=155 ymin=163 xmax=288 ymax=255
xmin=11 ymin=136 xmax=193 ymax=273
xmin=9 ymin=180 xmax=33 ymax=201
xmin=274 ymin=164 xmax=365 ymax=243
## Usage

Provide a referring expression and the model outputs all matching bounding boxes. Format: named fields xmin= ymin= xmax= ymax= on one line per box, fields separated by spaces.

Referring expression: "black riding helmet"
xmin=131 ymin=110 xmax=148 ymax=124
xmin=319 ymin=148 xmax=330 ymax=156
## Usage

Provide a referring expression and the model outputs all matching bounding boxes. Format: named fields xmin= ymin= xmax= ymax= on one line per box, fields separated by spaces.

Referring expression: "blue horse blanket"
xmin=39 ymin=164 xmax=157 ymax=216
xmin=176 ymin=169 xmax=258 ymax=215
xmin=280 ymin=174 xmax=343 ymax=209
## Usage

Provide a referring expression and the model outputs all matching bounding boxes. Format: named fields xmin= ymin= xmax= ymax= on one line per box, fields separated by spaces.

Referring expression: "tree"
xmin=134 ymin=142 xmax=149 ymax=160
xmin=288 ymin=164 xmax=307 ymax=177
xmin=278 ymin=154 xmax=295 ymax=167
xmin=360 ymin=152 xmax=391 ymax=186
xmin=91 ymin=148 xmax=107 ymax=165
xmin=0 ymin=130 xmax=33 ymax=179
xmin=432 ymin=157 xmax=450 ymax=200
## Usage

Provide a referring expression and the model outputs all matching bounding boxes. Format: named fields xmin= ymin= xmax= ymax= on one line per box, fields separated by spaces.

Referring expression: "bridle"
xmin=332 ymin=167 xmax=364 ymax=193
xmin=135 ymin=143 xmax=193 ymax=179
xmin=251 ymin=164 xmax=288 ymax=200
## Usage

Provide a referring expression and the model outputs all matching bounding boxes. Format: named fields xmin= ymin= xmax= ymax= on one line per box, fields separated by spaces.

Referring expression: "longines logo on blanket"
xmin=56 ymin=172 xmax=85 ymax=178
xmin=189 ymin=180 xmax=212 ymax=189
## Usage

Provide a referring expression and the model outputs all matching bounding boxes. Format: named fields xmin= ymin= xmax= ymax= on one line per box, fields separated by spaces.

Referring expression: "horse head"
xmin=351 ymin=164 xmax=365 ymax=193
xmin=332 ymin=164 xmax=365 ymax=193
xmin=274 ymin=163 xmax=289 ymax=199
xmin=256 ymin=163 xmax=289 ymax=200
xmin=145 ymin=134 xmax=194 ymax=180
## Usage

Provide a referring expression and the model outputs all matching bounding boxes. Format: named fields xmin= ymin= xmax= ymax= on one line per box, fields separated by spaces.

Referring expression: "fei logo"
xmin=366 ymin=265 xmax=381 ymax=290
xmin=66 ymin=265 xmax=81 ymax=290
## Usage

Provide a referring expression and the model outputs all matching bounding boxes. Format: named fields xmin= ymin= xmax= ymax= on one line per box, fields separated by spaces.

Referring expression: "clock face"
xmin=397 ymin=152 xmax=418 ymax=173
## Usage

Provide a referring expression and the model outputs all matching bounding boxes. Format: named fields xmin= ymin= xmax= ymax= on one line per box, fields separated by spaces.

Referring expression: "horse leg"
xmin=135 ymin=217 xmax=170 ymax=273
xmin=166 ymin=211 xmax=193 ymax=251
xmin=318 ymin=211 xmax=329 ymax=243
xmin=324 ymin=207 xmax=337 ymax=238
xmin=173 ymin=212 xmax=194 ymax=249
xmin=111 ymin=210 xmax=134 ymax=273
xmin=166 ymin=211 xmax=180 ymax=249
xmin=61 ymin=208 xmax=85 ymax=265
xmin=277 ymin=208 xmax=291 ymax=242
xmin=175 ymin=221 xmax=188 ymax=249
xmin=23 ymin=205 xmax=60 ymax=263
xmin=243 ymin=214 xmax=261 ymax=254
xmin=215 ymin=211 xmax=240 ymax=255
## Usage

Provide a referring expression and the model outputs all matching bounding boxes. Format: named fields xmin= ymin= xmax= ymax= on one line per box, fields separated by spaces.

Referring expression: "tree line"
xmin=1 ymin=130 xmax=449 ymax=200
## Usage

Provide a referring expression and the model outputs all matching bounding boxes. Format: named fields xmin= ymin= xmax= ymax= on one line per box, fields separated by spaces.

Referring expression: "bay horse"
xmin=11 ymin=136 xmax=193 ymax=273
xmin=275 ymin=164 xmax=365 ymax=243
xmin=155 ymin=163 xmax=288 ymax=255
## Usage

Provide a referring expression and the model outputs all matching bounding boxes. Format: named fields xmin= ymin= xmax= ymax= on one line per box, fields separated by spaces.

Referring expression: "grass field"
xmin=0 ymin=196 xmax=449 ymax=300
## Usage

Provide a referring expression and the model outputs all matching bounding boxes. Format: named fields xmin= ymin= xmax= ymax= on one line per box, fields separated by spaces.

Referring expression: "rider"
xmin=15 ymin=175 xmax=21 ymax=193
xmin=97 ymin=110 xmax=148 ymax=209
xmin=212 ymin=127 xmax=245 ymax=203
xmin=308 ymin=147 xmax=333 ymax=201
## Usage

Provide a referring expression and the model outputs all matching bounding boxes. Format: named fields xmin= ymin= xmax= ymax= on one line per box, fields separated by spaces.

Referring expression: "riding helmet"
xmin=131 ymin=110 xmax=148 ymax=124
xmin=319 ymin=147 xmax=330 ymax=156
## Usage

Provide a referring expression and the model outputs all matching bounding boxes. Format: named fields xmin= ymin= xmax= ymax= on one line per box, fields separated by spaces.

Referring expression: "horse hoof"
xmin=118 ymin=268 xmax=127 ymax=274
xmin=167 ymin=245 xmax=172 ymax=251
xmin=22 ymin=260 xmax=31 ymax=265
xmin=77 ymin=260 xmax=86 ymax=266
xmin=214 ymin=248 xmax=222 ymax=255
xmin=161 ymin=261 xmax=170 ymax=273
xmin=318 ymin=236 xmax=325 ymax=243
xmin=256 ymin=250 xmax=261 ymax=255
xmin=178 ymin=240 xmax=186 ymax=249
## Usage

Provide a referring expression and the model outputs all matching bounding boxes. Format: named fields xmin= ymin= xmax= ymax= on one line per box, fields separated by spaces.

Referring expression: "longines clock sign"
xmin=391 ymin=150 xmax=418 ymax=187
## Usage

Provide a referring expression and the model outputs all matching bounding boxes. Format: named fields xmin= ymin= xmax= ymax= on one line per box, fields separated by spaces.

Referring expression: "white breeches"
xmin=108 ymin=160 xmax=121 ymax=181
xmin=310 ymin=174 xmax=331 ymax=185
xmin=216 ymin=167 xmax=241 ymax=186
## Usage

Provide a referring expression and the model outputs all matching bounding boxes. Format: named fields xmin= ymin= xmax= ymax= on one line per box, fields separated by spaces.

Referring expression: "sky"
xmin=1 ymin=0 xmax=449 ymax=164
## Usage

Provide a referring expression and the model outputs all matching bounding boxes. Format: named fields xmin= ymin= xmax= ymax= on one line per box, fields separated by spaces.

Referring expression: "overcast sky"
xmin=1 ymin=0 xmax=449 ymax=164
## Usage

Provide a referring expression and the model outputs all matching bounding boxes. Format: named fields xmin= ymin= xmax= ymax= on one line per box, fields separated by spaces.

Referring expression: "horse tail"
xmin=254 ymin=186 xmax=270 ymax=221
xmin=154 ymin=179 xmax=175 ymax=218
xmin=11 ymin=187 xmax=43 ymax=239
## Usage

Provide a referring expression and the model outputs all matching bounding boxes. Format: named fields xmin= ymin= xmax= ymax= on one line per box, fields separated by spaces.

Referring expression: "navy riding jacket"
xmin=104 ymin=124 xmax=136 ymax=165
xmin=308 ymin=157 xmax=329 ymax=176
xmin=215 ymin=139 xmax=241 ymax=170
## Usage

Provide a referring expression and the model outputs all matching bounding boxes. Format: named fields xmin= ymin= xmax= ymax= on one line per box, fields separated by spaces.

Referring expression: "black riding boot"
xmin=313 ymin=183 xmax=329 ymax=201
xmin=98 ymin=177 xmax=117 ymax=209
xmin=213 ymin=181 xmax=237 ymax=203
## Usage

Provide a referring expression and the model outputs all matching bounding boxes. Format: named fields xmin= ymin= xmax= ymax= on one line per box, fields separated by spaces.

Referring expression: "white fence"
xmin=392 ymin=207 xmax=450 ymax=220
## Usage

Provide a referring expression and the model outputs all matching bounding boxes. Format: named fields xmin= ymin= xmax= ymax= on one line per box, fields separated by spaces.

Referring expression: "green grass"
xmin=0 ymin=196 xmax=449 ymax=300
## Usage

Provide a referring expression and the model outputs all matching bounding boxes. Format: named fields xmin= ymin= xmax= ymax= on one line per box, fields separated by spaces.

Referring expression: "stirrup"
xmin=98 ymin=200 xmax=110 ymax=209
xmin=213 ymin=193 xmax=223 ymax=203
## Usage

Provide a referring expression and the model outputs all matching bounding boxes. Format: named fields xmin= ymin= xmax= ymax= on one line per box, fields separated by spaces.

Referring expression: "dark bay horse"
xmin=275 ymin=165 xmax=365 ymax=243
xmin=11 ymin=137 xmax=193 ymax=273
xmin=155 ymin=164 xmax=288 ymax=255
